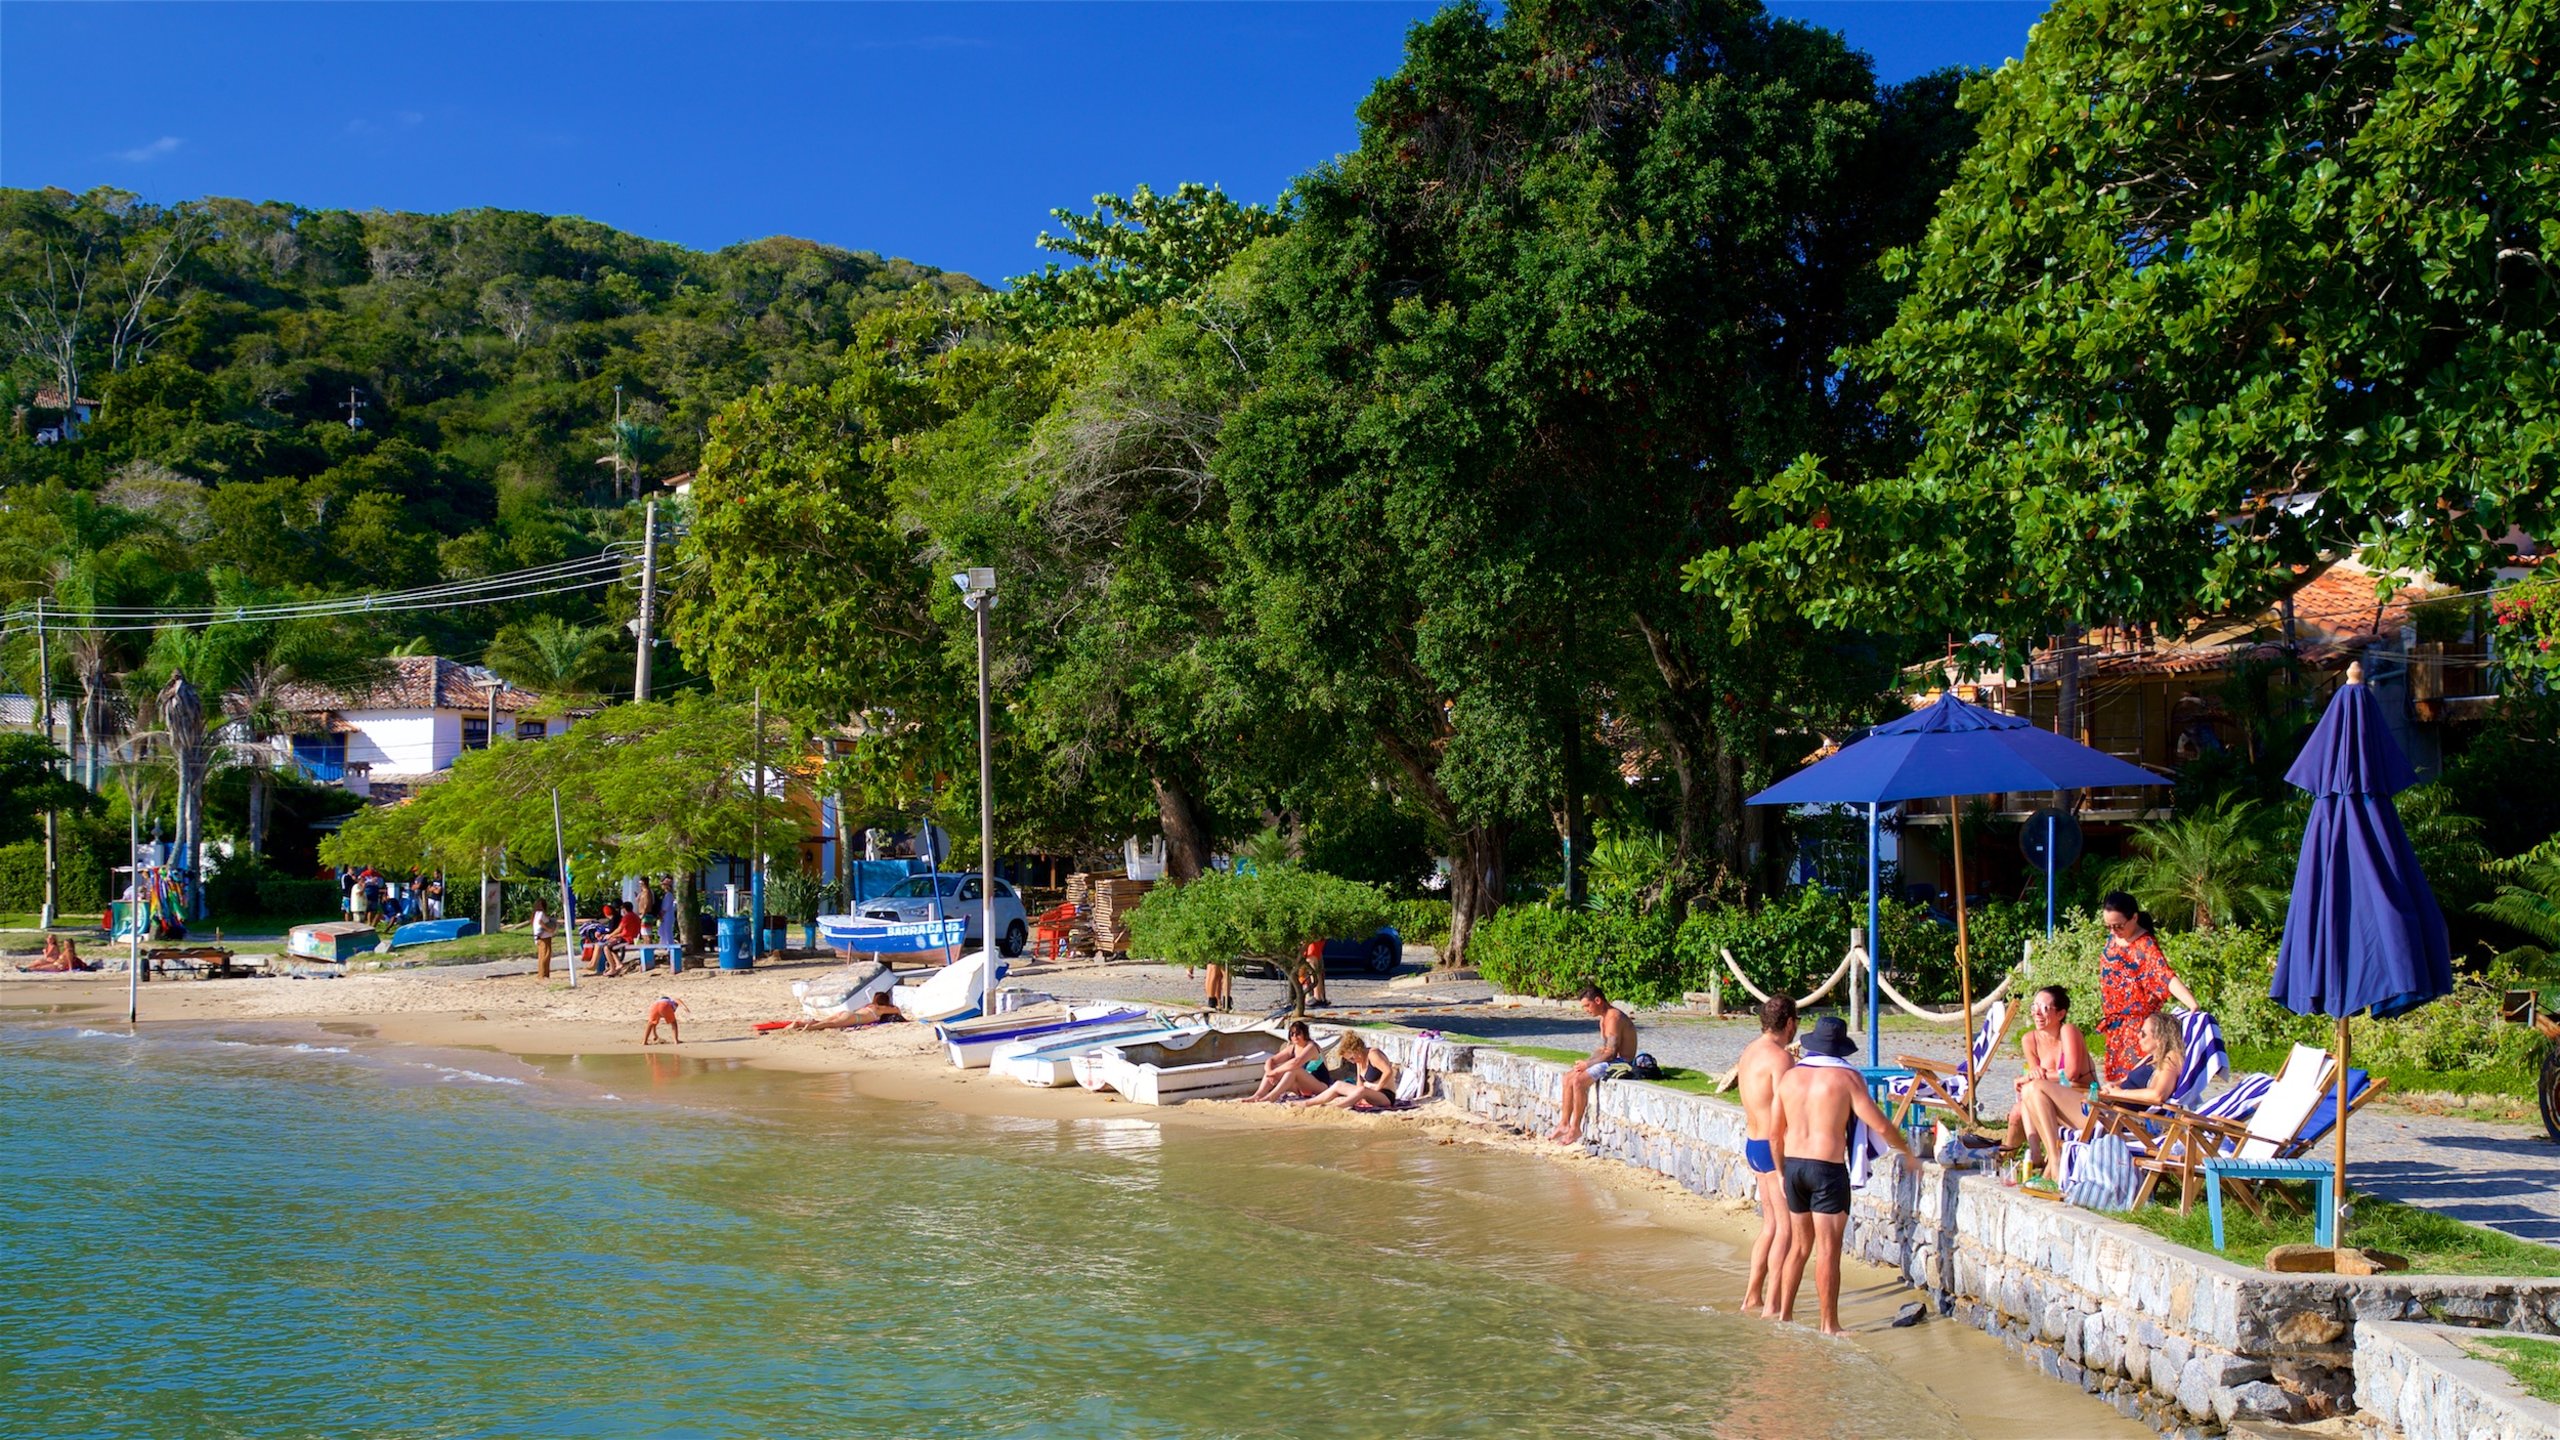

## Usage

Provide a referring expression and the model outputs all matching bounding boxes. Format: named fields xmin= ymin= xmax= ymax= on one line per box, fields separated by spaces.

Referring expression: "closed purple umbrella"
xmin=2271 ymin=663 xmax=2452 ymax=1254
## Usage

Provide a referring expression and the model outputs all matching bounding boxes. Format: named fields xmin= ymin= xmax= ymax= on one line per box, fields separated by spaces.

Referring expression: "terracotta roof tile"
xmin=276 ymin=657 xmax=543 ymax=714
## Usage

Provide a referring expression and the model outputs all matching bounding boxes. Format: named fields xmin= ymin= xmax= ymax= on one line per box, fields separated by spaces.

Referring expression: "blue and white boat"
xmin=991 ymin=1020 xmax=1187 ymax=1087
xmin=942 ymin=1005 xmax=1155 ymax=1070
xmin=817 ymin=913 xmax=970 ymax=957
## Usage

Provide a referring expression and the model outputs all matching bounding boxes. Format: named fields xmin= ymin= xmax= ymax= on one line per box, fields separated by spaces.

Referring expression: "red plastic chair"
xmin=1032 ymin=903 xmax=1077 ymax=961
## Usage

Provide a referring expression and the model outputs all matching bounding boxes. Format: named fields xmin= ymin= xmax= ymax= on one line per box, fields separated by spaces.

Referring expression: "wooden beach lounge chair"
xmin=1890 ymin=999 xmax=2016 ymax=1126
xmin=2132 ymin=1044 xmax=2388 ymax=1215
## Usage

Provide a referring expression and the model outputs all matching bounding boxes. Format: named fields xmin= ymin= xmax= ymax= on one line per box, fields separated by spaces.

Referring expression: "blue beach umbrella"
xmin=2271 ymin=664 xmax=2452 ymax=1251
xmin=1750 ymin=691 xmax=2167 ymax=1068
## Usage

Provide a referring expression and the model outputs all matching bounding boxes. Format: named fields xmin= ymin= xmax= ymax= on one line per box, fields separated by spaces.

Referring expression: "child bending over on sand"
xmin=643 ymin=995 xmax=689 ymax=1045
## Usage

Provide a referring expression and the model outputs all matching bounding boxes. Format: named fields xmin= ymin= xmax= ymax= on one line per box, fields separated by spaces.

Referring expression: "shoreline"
xmin=1 ymin=962 xmax=2145 ymax=1438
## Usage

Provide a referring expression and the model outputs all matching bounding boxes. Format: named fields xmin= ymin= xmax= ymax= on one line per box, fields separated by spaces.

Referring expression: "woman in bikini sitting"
xmin=2001 ymin=983 xmax=2095 ymax=1168
xmin=1304 ymin=1030 xmax=1398 ymax=1110
xmin=1243 ymin=1020 xmax=1328 ymax=1103
xmin=2018 ymin=1008 xmax=2183 ymax=1184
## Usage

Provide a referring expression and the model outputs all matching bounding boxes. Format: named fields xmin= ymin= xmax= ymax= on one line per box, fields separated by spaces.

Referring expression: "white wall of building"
xmin=345 ymin=708 xmax=442 ymax=775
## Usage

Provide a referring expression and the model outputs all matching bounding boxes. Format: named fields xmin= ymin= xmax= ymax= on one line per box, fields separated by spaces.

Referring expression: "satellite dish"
xmin=2021 ymin=808 xmax=2083 ymax=872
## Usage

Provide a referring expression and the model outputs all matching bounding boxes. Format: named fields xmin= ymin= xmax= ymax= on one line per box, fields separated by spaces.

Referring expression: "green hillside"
xmin=0 ymin=186 xmax=979 ymax=656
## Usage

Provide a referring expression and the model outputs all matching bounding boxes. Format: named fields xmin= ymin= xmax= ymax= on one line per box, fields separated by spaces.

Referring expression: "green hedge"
xmin=1477 ymin=888 xmax=2044 ymax=1011
xmin=1387 ymin=898 xmax=1451 ymax=952
xmin=0 ymin=840 xmax=109 ymax=913
xmin=1470 ymin=904 xmax=1684 ymax=1006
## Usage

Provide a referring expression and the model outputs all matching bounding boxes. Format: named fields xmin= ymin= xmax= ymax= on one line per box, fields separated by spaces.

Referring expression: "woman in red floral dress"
xmin=2097 ymin=891 xmax=2198 ymax=1084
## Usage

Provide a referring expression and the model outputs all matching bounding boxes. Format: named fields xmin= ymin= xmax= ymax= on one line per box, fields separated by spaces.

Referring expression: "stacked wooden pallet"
xmin=1088 ymin=876 xmax=1155 ymax=958
xmin=1063 ymin=872 xmax=1100 ymax=959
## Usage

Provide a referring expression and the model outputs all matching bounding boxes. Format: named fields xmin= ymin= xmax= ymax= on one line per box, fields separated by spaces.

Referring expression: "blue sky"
xmin=0 ymin=2 xmax=2045 ymax=287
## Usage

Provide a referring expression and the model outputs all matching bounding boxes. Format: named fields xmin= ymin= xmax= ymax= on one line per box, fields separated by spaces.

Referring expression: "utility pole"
xmin=955 ymin=567 xmax=998 ymax=962
xmin=36 ymin=596 xmax=56 ymax=928
xmin=480 ymin=680 xmax=504 ymax=937
xmin=552 ymin=787 xmax=576 ymax=991
xmin=632 ymin=499 xmax=658 ymax=702
xmin=750 ymin=685 xmax=765 ymax=965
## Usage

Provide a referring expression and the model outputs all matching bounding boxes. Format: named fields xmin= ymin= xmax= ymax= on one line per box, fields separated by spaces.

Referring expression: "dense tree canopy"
xmin=1694 ymin=0 xmax=2560 ymax=644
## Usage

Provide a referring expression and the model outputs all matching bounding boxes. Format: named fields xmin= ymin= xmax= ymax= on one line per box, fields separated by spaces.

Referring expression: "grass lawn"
xmin=2118 ymin=1189 xmax=2560 ymax=1278
xmin=356 ymin=930 xmax=538 ymax=967
xmin=2468 ymin=1335 xmax=2560 ymax=1404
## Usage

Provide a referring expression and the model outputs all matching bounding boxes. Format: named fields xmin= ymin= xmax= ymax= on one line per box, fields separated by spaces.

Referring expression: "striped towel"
xmin=2171 ymin=1009 xmax=2230 ymax=1106
xmin=2064 ymin=1134 xmax=2139 ymax=1210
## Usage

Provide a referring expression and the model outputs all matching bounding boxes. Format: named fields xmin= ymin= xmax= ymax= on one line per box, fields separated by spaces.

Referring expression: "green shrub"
xmin=1386 ymin=898 xmax=1451 ymax=953
xmin=1471 ymin=903 xmax=1683 ymax=1006
xmin=1126 ymin=867 xmax=1392 ymax=970
xmin=0 ymin=839 xmax=109 ymax=913
xmin=1676 ymin=886 xmax=1849 ymax=1005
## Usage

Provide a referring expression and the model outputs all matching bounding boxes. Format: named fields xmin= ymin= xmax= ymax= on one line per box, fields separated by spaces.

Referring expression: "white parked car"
xmin=857 ymin=874 xmax=1030 ymax=957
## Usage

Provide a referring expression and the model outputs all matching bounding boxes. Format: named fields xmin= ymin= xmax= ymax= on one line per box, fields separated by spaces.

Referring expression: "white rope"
xmin=1719 ymin=940 xmax=2021 ymax=1022
xmin=1719 ymin=946 xmax=1857 ymax=1008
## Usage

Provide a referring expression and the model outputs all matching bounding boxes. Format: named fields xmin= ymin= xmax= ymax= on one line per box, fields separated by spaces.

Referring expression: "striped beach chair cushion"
xmin=1888 ymin=1000 xmax=2007 ymax=1106
xmin=2171 ymin=1009 xmax=2229 ymax=1107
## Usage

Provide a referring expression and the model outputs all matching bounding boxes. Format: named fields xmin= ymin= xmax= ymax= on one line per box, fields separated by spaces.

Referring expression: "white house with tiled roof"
xmin=273 ymin=656 xmax=566 ymax=793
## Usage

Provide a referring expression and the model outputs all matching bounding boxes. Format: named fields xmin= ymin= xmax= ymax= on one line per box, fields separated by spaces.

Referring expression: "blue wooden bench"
xmin=2202 ymin=1157 xmax=2334 ymax=1249
xmin=627 ymin=942 xmax=684 ymax=975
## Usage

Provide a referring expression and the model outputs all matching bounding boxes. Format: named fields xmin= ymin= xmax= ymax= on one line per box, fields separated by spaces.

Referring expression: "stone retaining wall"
xmin=1362 ymin=1029 xmax=2560 ymax=1437
xmin=2354 ymin=1321 xmax=2560 ymax=1440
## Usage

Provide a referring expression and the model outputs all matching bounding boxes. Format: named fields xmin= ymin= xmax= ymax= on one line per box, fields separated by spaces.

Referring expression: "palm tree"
xmin=2112 ymin=798 xmax=2286 ymax=931
xmin=224 ymin=660 xmax=295 ymax=858
xmin=484 ymin=614 xmax=620 ymax=708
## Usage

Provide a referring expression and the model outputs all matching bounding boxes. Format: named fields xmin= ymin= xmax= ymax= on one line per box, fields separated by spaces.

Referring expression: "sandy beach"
xmin=1 ymin=957 xmax=2145 ymax=1438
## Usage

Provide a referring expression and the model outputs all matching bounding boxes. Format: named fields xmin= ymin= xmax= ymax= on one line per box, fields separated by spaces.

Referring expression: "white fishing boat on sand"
xmin=1082 ymin=1025 xmax=1312 ymax=1105
xmin=943 ymin=1005 xmax=1154 ymax=1069
xmin=990 ymin=1019 xmax=1187 ymax=1086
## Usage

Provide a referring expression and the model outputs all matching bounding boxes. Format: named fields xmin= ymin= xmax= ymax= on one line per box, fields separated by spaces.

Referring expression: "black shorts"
xmin=1783 ymin=1158 xmax=1852 ymax=1216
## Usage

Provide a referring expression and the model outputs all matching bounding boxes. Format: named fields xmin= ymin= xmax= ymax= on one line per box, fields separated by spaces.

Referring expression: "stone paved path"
xmin=1024 ymin=953 xmax=2560 ymax=1248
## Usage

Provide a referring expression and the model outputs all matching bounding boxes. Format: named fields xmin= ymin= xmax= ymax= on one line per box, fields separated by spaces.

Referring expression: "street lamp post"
xmin=954 ymin=567 xmax=997 ymax=970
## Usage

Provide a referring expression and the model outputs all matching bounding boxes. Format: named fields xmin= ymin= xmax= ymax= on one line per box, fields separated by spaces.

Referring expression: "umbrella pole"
xmin=2335 ymin=1014 xmax=2351 ymax=1257
xmin=1950 ymin=796 xmax=1975 ymax=1125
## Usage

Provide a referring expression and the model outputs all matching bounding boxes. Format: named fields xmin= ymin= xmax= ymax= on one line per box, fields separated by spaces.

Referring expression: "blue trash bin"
xmin=717 ymin=915 xmax=751 ymax=969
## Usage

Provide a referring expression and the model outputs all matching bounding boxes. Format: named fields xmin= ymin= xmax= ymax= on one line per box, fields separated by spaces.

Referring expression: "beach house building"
xmin=272 ymin=656 xmax=566 ymax=799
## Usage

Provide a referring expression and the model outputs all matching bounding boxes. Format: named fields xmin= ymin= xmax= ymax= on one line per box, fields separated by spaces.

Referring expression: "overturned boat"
xmin=941 ymin=1004 xmax=1157 ymax=1069
xmin=1078 ymin=1026 xmax=1304 ymax=1105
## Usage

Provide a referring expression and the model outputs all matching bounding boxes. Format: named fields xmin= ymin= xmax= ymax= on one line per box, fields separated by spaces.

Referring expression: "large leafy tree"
xmin=1217 ymin=0 xmax=1969 ymax=952
xmin=1696 ymin=0 xmax=2560 ymax=642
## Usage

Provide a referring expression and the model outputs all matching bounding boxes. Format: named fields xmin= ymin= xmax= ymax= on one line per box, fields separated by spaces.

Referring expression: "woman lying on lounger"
xmin=2017 ymin=1008 xmax=2182 ymax=1184
xmin=1302 ymin=1031 xmax=1397 ymax=1110
xmin=1243 ymin=1021 xmax=1328 ymax=1103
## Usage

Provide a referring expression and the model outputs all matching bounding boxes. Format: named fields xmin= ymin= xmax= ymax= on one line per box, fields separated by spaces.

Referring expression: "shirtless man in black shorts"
xmin=1768 ymin=1014 xmax=1914 ymax=1335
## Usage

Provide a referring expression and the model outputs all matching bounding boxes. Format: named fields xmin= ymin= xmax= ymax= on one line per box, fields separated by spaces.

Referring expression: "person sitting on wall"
xmin=1546 ymin=985 xmax=1636 ymax=1146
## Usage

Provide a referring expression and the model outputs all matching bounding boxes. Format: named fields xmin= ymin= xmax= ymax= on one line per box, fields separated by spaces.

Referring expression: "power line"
xmin=0 ymin=551 xmax=638 ymax=630
xmin=0 ymin=562 xmax=639 ymax=640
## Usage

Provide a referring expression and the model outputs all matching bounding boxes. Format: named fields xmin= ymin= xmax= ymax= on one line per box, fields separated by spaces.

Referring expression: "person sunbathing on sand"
xmin=788 ymin=995 xmax=903 ymax=1031
xmin=642 ymin=995 xmax=689 ymax=1045
xmin=1302 ymin=1031 xmax=1397 ymax=1110
xmin=23 ymin=935 xmax=96 ymax=972
xmin=1243 ymin=1021 xmax=1328 ymax=1102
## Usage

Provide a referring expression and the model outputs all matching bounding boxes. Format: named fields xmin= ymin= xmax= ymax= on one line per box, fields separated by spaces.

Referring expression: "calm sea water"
xmin=3 ymin=1016 xmax=1991 ymax=1439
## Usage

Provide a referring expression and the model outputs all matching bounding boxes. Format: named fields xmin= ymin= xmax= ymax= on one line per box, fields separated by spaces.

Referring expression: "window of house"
xmin=462 ymin=716 xmax=489 ymax=750
xmin=516 ymin=720 xmax=547 ymax=740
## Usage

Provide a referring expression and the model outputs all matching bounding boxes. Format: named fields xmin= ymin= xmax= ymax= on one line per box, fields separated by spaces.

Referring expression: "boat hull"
xmin=1089 ymin=1027 xmax=1290 ymax=1105
xmin=944 ymin=1007 xmax=1151 ymax=1069
xmin=991 ymin=1023 xmax=1184 ymax=1086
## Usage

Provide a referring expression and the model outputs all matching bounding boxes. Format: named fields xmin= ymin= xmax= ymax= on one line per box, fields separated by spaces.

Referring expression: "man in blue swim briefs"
xmin=1735 ymin=993 xmax=1797 ymax=1318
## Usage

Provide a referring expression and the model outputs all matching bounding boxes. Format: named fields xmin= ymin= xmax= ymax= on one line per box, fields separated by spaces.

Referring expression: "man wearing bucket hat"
xmin=1769 ymin=1014 xmax=1915 ymax=1335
